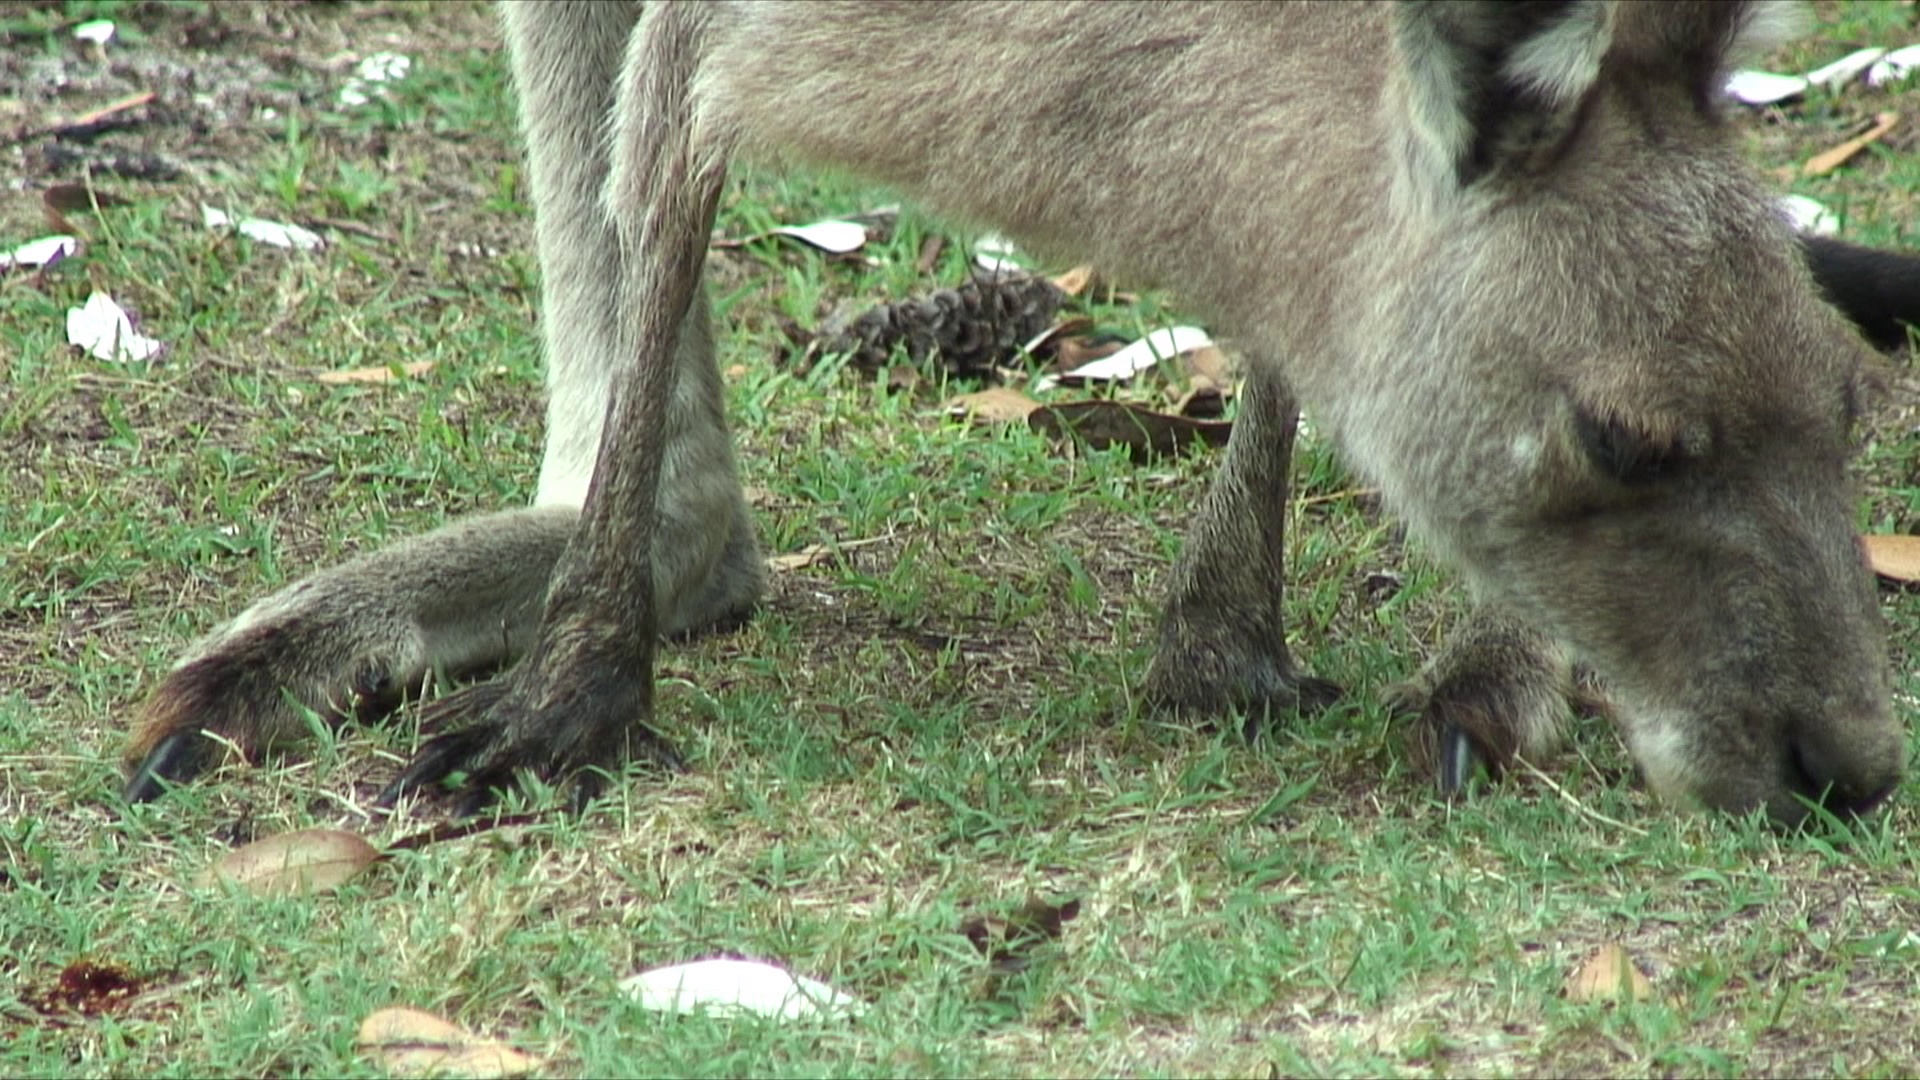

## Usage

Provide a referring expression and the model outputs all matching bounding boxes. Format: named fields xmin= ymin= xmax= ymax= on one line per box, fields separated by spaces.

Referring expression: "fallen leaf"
xmin=1019 ymin=316 xmax=1096 ymax=358
xmin=961 ymin=897 xmax=1082 ymax=974
xmin=945 ymin=386 xmax=1040 ymax=424
xmin=1803 ymin=112 xmax=1900 ymax=178
xmin=66 ymin=291 xmax=163 ymax=362
xmin=199 ymin=828 xmax=380 ymax=895
xmin=1172 ymin=379 xmax=1228 ymax=418
xmin=915 ymin=233 xmax=947 ymax=275
xmin=1049 ymin=265 xmax=1098 ymax=297
xmin=1179 ymin=345 xmax=1235 ymax=385
xmin=1563 ymin=943 xmax=1656 ymax=1003
xmin=316 ymin=361 xmax=436 ymax=384
xmin=1864 ymin=533 xmax=1920 ymax=582
xmin=357 ymin=1007 xmax=542 ymax=1079
xmin=1029 ymin=400 xmax=1232 ymax=462
xmin=621 ymin=958 xmax=867 ymax=1020
xmin=1046 ymin=335 xmax=1127 ymax=372
xmin=767 ymin=544 xmax=834 ymax=572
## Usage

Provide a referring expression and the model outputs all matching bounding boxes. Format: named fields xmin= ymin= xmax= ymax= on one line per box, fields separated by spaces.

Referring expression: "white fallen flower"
xmin=72 ymin=19 xmax=115 ymax=45
xmin=1775 ymin=194 xmax=1839 ymax=237
xmin=974 ymin=233 xmax=1024 ymax=273
xmin=340 ymin=52 xmax=412 ymax=106
xmin=202 ymin=204 xmax=326 ymax=251
xmin=1725 ymin=69 xmax=1809 ymax=106
xmin=1868 ymin=44 xmax=1920 ymax=87
xmin=1 ymin=234 xmax=78 ymax=271
xmin=620 ymin=958 xmax=867 ymax=1021
xmin=1806 ymin=47 xmax=1886 ymax=89
xmin=1035 ymin=325 xmax=1214 ymax=390
xmin=770 ymin=219 xmax=868 ymax=254
xmin=66 ymin=291 xmax=163 ymax=363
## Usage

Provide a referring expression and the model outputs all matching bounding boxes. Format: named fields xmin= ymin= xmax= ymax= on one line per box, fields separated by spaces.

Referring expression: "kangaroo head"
xmin=1346 ymin=0 xmax=1903 ymax=823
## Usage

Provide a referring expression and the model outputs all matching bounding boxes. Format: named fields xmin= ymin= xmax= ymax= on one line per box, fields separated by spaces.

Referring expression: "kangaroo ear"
xmin=1390 ymin=0 xmax=1613 ymax=189
xmin=1608 ymin=0 xmax=1805 ymax=110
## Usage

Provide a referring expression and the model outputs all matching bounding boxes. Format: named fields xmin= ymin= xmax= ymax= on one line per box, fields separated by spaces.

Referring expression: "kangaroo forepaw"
xmin=377 ymin=672 xmax=682 ymax=816
xmin=1387 ymin=621 xmax=1574 ymax=798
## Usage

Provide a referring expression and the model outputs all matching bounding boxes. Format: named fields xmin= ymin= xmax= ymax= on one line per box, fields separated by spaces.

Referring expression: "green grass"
xmin=1 ymin=1 xmax=1918 ymax=1076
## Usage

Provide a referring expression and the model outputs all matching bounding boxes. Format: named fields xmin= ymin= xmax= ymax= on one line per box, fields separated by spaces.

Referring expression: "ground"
xmin=1 ymin=1 xmax=1917 ymax=1077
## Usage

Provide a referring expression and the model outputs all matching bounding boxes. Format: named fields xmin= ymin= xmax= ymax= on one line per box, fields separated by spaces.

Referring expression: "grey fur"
xmin=127 ymin=0 xmax=1901 ymax=826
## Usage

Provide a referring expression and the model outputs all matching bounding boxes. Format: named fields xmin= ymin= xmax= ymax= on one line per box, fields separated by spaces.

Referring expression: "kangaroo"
xmin=124 ymin=0 xmax=1906 ymax=827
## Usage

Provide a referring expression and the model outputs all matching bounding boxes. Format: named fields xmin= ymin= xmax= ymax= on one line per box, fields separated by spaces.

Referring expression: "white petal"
xmin=237 ymin=218 xmax=326 ymax=251
xmin=204 ymin=204 xmax=325 ymax=250
xmin=771 ymin=220 xmax=868 ymax=254
xmin=1775 ymin=194 xmax=1839 ymax=237
xmin=1724 ymin=70 xmax=1810 ymax=105
xmin=1036 ymin=325 xmax=1213 ymax=390
xmin=620 ymin=958 xmax=867 ymax=1021
xmin=355 ymin=52 xmax=412 ymax=83
xmin=1807 ymin=47 xmax=1886 ymax=88
xmin=66 ymin=291 xmax=164 ymax=363
xmin=1 ymin=234 xmax=77 ymax=270
xmin=72 ymin=19 xmax=115 ymax=44
xmin=1867 ymin=44 xmax=1920 ymax=87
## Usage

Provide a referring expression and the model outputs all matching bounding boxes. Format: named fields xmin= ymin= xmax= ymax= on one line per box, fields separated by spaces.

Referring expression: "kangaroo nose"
xmin=1788 ymin=734 xmax=1901 ymax=820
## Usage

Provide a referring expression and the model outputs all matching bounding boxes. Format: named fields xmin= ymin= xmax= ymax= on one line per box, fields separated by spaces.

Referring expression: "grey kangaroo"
xmin=125 ymin=0 xmax=1906 ymax=827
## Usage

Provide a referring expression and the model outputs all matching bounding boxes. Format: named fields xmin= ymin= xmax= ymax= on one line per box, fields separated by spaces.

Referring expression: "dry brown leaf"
xmin=723 ymin=363 xmax=748 ymax=381
xmin=316 ymin=361 xmax=435 ymax=385
xmin=42 ymin=183 xmax=127 ymax=233
xmin=915 ymin=233 xmax=947 ymax=275
xmin=961 ymin=897 xmax=1082 ymax=974
xmin=200 ymin=828 xmax=380 ymax=895
xmin=1021 ymin=316 xmax=1095 ymax=358
xmin=1171 ymin=379 xmax=1228 ymax=419
xmin=1563 ymin=943 xmax=1656 ymax=1003
xmin=767 ymin=544 xmax=834 ymax=572
xmin=1049 ymin=265 xmax=1097 ymax=296
xmin=1864 ymin=533 xmax=1920 ymax=582
xmin=1179 ymin=345 xmax=1235 ymax=385
xmin=357 ymin=1007 xmax=542 ymax=1079
xmin=1803 ymin=111 xmax=1900 ymax=177
xmin=945 ymin=386 xmax=1040 ymax=424
xmin=1047 ymin=335 xmax=1127 ymax=373
xmin=1028 ymin=399 xmax=1231 ymax=462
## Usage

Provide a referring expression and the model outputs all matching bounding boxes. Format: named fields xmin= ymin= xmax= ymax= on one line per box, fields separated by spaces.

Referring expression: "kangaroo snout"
xmin=1785 ymin=712 xmax=1904 ymax=821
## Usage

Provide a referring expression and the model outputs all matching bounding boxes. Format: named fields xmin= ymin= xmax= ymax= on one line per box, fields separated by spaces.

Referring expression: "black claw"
xmin=1436 ymin=724 xmax=1489 ymax=797
xmin=376 ymin=726 xmax=496 ymax=807
xmin=452 ymin=779 xmax=506 ymax=820
xmin=567 ymin=769 xmax=609 ymax=815
xmin=123 ymin=730 xmax=213 ymax=803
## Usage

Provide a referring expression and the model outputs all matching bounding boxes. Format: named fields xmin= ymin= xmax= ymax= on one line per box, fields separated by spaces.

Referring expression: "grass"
xmin=1 ymin=1 xmax=1918 ymax=1076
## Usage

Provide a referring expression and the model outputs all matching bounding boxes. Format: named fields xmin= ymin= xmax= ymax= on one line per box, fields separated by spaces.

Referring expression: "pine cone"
xmin=811 ymin=270 xmax=1067 ymax=378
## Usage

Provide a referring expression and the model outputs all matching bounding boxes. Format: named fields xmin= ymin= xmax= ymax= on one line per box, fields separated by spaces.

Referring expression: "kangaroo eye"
xmin=1575 ymin=409 xmax=1686 ymax=485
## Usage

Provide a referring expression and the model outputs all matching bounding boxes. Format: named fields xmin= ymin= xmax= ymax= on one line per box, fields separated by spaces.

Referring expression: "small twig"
xmin=1513 ymin=756 xmax=1649 ymax=836
xmin=386 ymin=812 xmax=546 ymax=852
xmin=314 ymin=217 xmax=398 ymax=244
xmin=1295 ymin=486 xmax=1379 ymax=507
